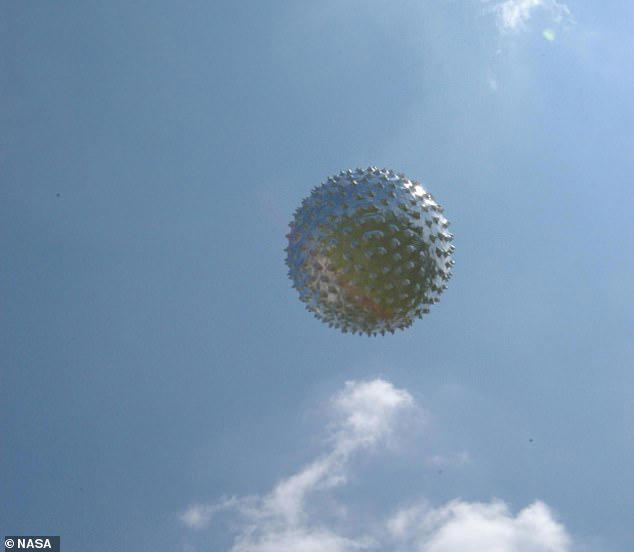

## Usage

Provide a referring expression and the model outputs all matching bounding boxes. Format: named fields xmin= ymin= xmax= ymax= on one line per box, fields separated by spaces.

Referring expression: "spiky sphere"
xmin=285 ymin=167 xmax=454 ymax=336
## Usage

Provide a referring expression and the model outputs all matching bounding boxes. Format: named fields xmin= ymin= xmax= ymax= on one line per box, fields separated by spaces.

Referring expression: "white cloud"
xmin=180 ymin=497 xmax=241 ymax=530
xmin=489 ymin=0 xmax=572 ymax=32
xmin=388 ymin=500 xmax=571 ymax=551
xmin=179 ymin=379 xmax=573 ymax=552
xmin=331 ymin=379 xmax=415 ymax=452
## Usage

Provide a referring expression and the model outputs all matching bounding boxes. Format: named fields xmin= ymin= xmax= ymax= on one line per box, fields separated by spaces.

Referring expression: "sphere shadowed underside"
xmin=285 ymin=167 xmax=454 ymax=336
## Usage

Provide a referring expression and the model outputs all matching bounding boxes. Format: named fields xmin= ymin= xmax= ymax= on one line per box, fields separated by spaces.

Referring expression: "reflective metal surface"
xmin=285 ymin=167 xmax=454 ymax=335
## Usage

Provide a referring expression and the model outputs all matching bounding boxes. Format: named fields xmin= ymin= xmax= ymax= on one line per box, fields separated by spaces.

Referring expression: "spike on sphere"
xmin=285 ymin=168 xmax=453 ymax=336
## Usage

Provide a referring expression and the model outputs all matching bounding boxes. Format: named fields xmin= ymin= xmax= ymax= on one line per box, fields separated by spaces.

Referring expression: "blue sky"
xmin=1 ymin=1 xmax=632 ymax=550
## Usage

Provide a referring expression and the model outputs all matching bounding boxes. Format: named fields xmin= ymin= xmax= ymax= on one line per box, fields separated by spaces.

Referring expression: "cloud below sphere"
xmin=180 ymin=379 xmax=572 ymax=552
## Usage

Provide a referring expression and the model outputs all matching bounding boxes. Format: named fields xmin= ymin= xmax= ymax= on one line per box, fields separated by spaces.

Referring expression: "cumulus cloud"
xmin=388 ymin=500 xmax=571 ymax=551
xmin=488 ymin=0 xmax=572 ymax=32
xmin=179 ymin=379 xmax=572 ymax=552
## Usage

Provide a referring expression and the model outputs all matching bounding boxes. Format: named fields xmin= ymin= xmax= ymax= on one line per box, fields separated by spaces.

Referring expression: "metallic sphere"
xmin=285 ymin=167 xmax=454 ymax=336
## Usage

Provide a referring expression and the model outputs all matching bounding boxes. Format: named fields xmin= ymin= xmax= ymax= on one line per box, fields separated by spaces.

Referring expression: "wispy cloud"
xmin=179 ymin=379 xmax=572 ymax=551
xmin=489 ymin=0 xmax=572 ymax=32
xmin=180 ymin=497 xmax=242 ymax=530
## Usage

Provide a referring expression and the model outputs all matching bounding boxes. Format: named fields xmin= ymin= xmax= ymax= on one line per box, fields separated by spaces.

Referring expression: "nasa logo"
xmin=4 ymin=537 xmax=59 ymax=552
xmin=17 ymin=540 xmax=51 ymax=549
